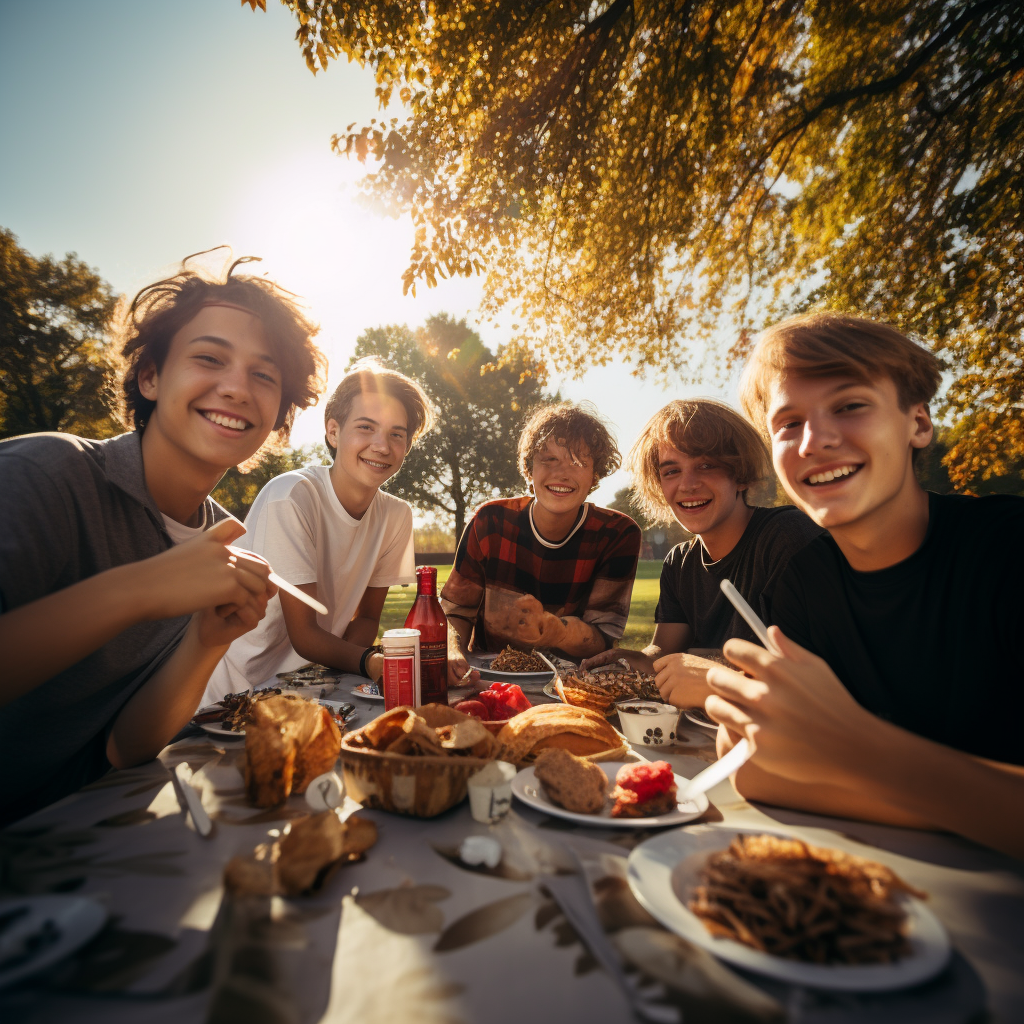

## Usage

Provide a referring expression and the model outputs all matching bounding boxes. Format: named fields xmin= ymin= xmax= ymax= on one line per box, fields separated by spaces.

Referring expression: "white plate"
xmin=468 ymin=652 xmax=553 ymax=687
xmin=512 ymin=761 xmax=708 ymax=828
xmin=627 ymin=825 xmax=951 ymax=991
xmin=350 ymin=684 xmax=384 ymax=701
xmin=198 ymin=722 xmax=245 ymax=738
xmin=684 ymin=707 xmax=718 ymax=732
xmin=0 ymin=896 xmax=108 ymax=989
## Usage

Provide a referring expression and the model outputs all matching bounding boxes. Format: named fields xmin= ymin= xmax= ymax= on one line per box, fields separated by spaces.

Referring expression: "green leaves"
xmin=269 ymin=1 xmax=1024 ymax=487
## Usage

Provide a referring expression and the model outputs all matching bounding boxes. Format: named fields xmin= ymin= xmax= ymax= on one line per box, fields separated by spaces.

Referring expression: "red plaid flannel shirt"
xmin=439 ymin=496 xmax=641 ymax=652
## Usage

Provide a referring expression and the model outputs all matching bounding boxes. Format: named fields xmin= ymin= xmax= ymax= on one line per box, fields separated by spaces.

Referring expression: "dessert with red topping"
xmin=610 ymin=760 xmax=677 ymax=818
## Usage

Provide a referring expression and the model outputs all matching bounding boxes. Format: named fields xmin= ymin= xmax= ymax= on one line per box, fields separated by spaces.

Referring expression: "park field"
xmin=378 ymin=559 xmax=661 ymax=651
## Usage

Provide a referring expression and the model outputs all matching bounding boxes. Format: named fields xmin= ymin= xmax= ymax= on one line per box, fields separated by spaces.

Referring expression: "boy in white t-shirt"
xmin=205 ymin=360 xmax=436 ymax=701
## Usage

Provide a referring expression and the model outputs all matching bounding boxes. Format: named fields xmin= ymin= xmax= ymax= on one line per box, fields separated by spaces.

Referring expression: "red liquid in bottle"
xmin=404 ymin=566 xmax=449 ymax=707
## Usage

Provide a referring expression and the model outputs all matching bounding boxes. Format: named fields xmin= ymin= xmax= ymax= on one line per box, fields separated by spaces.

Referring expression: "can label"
xmin=383 ymin=655 xmax=419 ymax=709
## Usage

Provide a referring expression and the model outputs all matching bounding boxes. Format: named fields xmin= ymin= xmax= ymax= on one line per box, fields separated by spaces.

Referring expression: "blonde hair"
xmin=324 ymin=359 xmax=436 ymax=457
xmin=627 ymin=399 xmax=771 ymax=524
xmin=740 ymin=311 xmax=943 ymax=435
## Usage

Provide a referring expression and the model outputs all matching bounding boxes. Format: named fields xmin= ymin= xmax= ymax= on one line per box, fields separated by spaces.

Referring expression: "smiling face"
xmin=326 ymin=390 xmax=409 ymax=497
xmin=138 ymin=304 xmax=282 ymax=472
xmin=529 ymin=438 xmax=596 ymax=517
xmin=657 ymin=444 xmax=749 ymax=538
xmin=766 ymin=374 xmax=933 ymax=531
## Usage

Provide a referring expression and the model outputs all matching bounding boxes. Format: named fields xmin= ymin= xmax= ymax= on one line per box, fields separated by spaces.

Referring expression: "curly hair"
xmin=517 ymin=402 xmax=620 ymax=491
xmin=117 ymin=252 xmax=326 ymax=440
xmin=627 ymin=399 xmax=772 ymax=525
xmin=323 ymin=358 xmax=437 ymax=458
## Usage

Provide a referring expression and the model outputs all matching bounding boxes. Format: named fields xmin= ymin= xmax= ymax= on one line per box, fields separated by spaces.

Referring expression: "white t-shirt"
xmin=161 ymin=509 xmax=208 ymax=545
xmin=204 ymin=465 xmax=415 ymax=702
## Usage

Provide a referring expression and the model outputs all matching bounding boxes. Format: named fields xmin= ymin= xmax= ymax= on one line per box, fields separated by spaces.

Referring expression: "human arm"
xmin=705 ymin=627 xmax=1024 ymax=859
xmin=1 ymin=519 xmax=270 ymax=707
xmin=278 ymin=583 xmax=387 ymax=681
xmin=446 ymin=615 xmax=481 ymax=688
xmin=579 ymin=622 xmax=691 ymax=674
xmin=506 ymin=594 xmax=610 ymax=658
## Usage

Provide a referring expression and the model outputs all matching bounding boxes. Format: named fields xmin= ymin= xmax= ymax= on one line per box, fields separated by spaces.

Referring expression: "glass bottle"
xmin=404 ymin=566 xmax=449 ymax=706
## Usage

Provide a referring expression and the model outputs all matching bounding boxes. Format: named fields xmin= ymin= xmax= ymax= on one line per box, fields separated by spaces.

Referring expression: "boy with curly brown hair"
xmin=0 ymin=254 xmax=325 ymax=823
xmin=441 ymin=402 xmax=641 ymax=685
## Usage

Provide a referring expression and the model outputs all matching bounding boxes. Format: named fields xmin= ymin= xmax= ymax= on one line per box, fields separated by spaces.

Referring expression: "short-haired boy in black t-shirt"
xmin=707 ymin=311 xmax=1024 ymax=857
xmin=582 ymin=399 xmax=820 ymax=709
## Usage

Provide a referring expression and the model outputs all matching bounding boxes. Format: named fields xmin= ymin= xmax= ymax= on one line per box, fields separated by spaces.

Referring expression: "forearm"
xmin=448 ymin=617 xmax=473 ymax=657
xmin=289 ymin=622 xmax=367 ymax=674
xmin=1 ymin=563 xmax=155 ymax=706
xmin=732 ymin=760 xmax=939 ymax=831
xmin=343 ymin=616 xmax=383 ymax=648
xmin=555 ymin=617 xmax=609 ymax=658
xmin=107 ymin=618 xmax=223 ymax=768
xmin=851 ymin=720 xmax=1024 ymax=858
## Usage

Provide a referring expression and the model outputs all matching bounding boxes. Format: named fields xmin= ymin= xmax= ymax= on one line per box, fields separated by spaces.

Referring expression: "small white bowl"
xmin=616 ymin=700 xmax=682 ymax=749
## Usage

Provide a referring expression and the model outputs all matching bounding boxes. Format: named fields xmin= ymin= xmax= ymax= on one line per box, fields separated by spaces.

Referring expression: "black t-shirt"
xmin=771 ymin=492 xmax=1024 ymax=765
xmin=655 ymin=505 xmax=823 ymax=648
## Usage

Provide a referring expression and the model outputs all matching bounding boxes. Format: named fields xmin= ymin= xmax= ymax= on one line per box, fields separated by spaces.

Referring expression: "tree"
xmin=607 ymin=486 xmax=690 ymax=561
xmin=0 ymin=228 xmax=120 ymax=439
xmin=253 ymin=0 xmax=1024 ymax=487
xmin=353 ymin=313 xmax=551 ymax=539
xmin=212 ymin=443 xmax=332 ymax=519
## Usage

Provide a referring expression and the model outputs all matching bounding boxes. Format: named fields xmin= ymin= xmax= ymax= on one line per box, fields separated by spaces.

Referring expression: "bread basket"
xmin=338 ymin=736 xmax=495 ymax=817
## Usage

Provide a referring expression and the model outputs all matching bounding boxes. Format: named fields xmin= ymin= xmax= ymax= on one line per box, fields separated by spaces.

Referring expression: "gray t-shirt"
xmin=0 ymin=431 xmax=230 ymax=823
xmin=655 ymin=505 xmax=823 ymax=649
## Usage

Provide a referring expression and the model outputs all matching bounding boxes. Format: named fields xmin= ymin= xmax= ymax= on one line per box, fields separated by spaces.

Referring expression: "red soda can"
xmin=381 ymin=628 xmax=421 ymax=710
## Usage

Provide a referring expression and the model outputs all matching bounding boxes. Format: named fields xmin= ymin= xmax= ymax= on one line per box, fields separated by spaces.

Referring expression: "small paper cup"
xmin=616 ymin=700 xmax=683 ymax=749
xmin=467 ymin=761 xmax=517 ymax=823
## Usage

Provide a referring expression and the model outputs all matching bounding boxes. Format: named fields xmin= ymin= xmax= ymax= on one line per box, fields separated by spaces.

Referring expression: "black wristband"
xmin=358 ymin=646 xmax=380 ymax=679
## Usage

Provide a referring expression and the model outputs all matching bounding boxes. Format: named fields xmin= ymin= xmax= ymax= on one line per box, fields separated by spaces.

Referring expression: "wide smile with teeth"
xmin=678 ymin=498 xmax=711 ymax=509
xmin=360 ymin=457 xmax=391 ymax=470
xmin=806 ymin=464 xmax=861 ymax=486
xmin=546 ymin=485 xmax=574 ymax=495
xmin=201 ymin=410 xmax=250 ymax=431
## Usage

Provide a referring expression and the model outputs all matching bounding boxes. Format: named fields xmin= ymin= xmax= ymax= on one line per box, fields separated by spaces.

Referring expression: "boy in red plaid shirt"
xmin=441 ymin=403 xmax=641 ymax=686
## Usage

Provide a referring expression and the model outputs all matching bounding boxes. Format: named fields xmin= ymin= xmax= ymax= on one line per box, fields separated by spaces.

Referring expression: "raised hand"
xmin=140 ymin=519 xmax=276 ymax=647
xmin=704 ymin=626 xmax=870 ymax=786
xmin=508 ymin=594 xmax=567 ymax=647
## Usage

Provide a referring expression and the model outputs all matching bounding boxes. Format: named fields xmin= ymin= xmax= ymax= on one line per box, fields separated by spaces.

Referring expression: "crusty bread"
xmin=496 ymin=704 xmax=627 ymax=766
xmin=534 ymin=748 xmax=608 ymax=814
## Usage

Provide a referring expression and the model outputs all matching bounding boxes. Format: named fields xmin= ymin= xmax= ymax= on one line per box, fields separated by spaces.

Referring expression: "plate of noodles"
xmin=468 ymin=647 xmax=555 ymax=690
xmin=627 ymin=825 xmax=949 ymax=991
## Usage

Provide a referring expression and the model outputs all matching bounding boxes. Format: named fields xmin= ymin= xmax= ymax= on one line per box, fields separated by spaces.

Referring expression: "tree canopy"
xmin=353 ymin=313 xmax=551 ymax=538
xmin=0 ymin=228 xmax=120 ymax=439
xmin=255 ymin=0 xmax=1024 ymax=488
xmin=213 ymin=444 xmax=333 ymax=518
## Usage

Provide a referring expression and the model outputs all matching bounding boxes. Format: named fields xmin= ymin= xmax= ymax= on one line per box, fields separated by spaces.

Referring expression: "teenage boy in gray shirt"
xmin=0 ymin=258 xmax=325 ymax=823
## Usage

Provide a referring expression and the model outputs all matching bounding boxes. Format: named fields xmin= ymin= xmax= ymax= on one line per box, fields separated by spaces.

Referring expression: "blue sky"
xmin=0 ymin=0 xmax=731 ymax=513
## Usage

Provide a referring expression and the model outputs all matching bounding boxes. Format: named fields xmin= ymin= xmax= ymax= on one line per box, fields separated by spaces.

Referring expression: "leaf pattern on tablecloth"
xmin=430 ymin=842 xmax=535 ymax=881
xmin=356 ymin=884 xmax=451 ymax=934
xmin=44 ymin=918 xmax=178 ymax=994
xmin=434 ymin=891 xmax=535 ymax=952
xmin=95 ymin=808 xmax=158 ymax=828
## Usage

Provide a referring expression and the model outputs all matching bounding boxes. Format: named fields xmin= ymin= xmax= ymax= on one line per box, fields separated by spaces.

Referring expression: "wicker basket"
xmin=338 ymin=736 xmax=495 ymax=817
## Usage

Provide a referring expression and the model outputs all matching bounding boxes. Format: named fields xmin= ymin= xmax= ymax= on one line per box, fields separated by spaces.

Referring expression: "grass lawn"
xmin=378 ymin=560 xmax=661 ymax=651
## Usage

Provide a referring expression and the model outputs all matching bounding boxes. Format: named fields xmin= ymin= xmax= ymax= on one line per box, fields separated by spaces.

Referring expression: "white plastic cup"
xmin=467 ymin=761 xmax=517 ymax=823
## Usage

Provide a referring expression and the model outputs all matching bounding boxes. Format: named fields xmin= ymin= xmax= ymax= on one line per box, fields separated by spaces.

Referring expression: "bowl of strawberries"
xmin=453 ymin=682 xmax=533 ymax=734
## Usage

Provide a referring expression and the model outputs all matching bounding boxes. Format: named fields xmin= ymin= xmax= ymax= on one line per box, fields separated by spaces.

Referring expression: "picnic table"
xmin=2 ymin=682 xmax=1022 ymax=1024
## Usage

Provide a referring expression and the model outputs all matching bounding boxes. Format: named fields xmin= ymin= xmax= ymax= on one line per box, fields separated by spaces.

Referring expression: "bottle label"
xmin=383 ymin=655 xmax=419 ymax=710
xmin=418 ymin=639 xmax=447 ymax=664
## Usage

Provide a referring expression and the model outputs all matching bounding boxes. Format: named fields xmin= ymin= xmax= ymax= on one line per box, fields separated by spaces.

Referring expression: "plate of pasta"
xmin=627 ymin=825 xmax=950 ymax=991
